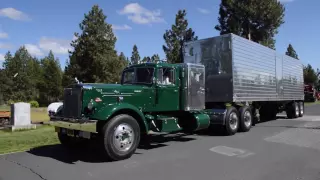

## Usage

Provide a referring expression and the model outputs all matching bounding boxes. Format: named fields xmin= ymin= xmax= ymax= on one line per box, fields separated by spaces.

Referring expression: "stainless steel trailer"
xmin=183 ymin=33 xmax=304 ymax=103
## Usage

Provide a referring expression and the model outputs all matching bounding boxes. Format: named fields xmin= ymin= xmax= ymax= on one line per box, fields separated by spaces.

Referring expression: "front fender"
xmin=90 ymin=103 xmax=148 ymax=132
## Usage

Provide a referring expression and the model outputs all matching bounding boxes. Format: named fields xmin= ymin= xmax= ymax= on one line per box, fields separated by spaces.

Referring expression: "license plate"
xmin=67 ymin=129 xmax=74 ymax=137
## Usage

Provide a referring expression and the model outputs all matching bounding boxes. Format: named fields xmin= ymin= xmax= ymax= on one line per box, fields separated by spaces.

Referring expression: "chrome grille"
xmin=63 ymin=87 xmax=82 ymax=118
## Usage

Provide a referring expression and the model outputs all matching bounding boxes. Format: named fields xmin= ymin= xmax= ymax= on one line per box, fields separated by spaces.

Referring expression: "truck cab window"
xmin=122 ymin=67 xmax=154 ymax=85
xmin=122 ymin=68 xmax=135 ymax=84
xmin=136 ymin=68 xmax=154 ymax=84
xmin=157 ymin=68 xmax=175 ymax=85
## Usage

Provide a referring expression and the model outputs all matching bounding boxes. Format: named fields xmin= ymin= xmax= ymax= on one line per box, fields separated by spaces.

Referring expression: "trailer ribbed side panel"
xmin=231 ymin=35 xmax=278 ymax=101
xmin=281 ymin=55 xmax=304 ymax=100
xmin=183 ymin=33 xmax=304 ymax=103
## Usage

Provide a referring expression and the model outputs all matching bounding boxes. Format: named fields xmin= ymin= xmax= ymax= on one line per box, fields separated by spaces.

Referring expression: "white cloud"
xmin=0 ymin=32 xmax=8 ymax=39
xmin=39 ymin=37 xmax=71 ymax=55
xmin=197 ymin=8 xmax=211 ymax=14
xmin=112 ymin=24 xmax=132 ymax=30
xmin=0 ymin=53 xmax=4 ymax=61
xmin=118 ymin=3 xmax=165 ymax=24
xmin=0 ymin=8 xmax=30 ymax=21
xmin=25 ymin=44 xmax=44 ymax=56
xmin=24 ymin=36 xmax=73 ymax=57
xmin=0 ymin=43 xmax=12 ymax=49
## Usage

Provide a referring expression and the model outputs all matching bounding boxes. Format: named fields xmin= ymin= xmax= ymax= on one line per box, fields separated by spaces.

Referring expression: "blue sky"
xmin=0 ymin=0 xmax=319 ymax=70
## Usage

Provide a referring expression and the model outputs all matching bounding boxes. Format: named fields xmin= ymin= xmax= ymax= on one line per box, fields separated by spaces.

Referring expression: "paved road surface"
xmin=1 ymin=104 xmax=320 ymax=180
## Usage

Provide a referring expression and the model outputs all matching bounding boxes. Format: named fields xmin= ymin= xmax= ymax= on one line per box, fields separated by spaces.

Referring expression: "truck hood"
xmin=81 ymin=83 xmax=146 ymax=92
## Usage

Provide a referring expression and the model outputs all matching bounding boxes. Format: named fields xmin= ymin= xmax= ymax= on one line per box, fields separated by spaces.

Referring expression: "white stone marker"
xmin=10 ymin=102 xmax=36 ymax=131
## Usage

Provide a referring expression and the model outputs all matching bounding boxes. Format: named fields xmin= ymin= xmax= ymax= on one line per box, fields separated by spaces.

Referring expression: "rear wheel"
xmin=298 ymin=101 xmax=304 ymax=117
xmin=100 ymin=114 xmax=140 ymax=161
xmin=286 ymin=102 xmax=299 ymax=119
xmin=238 ymin=106 xmax=252 ymax=132
xmin=224 ymin=106 xmax=239 ymax=136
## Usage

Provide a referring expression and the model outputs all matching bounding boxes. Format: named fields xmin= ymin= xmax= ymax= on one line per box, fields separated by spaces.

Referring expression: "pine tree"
xmin=303 ymin=64 xmax=318 ymax=85
xmin=142 ymin=56 xmax=151 ymax=63
xmin=2 ymin=47 xmax=37 ymax=101
xmin=38 ymin=51 xmax=63 ymax=105
xmin=63 ymin=5 xmax=120 ymax=84
xmin=215 ymin=0 xmax=285 ymax=49
xmin=163 ymin=9 xmax=198 ymax=64
xmin=151 ymin=54 xmax=160 ymax=63
xmin=285 ymin=44 xmax=299 ymax=60
xmin=131 ymin=45 xmax=140 ymax=64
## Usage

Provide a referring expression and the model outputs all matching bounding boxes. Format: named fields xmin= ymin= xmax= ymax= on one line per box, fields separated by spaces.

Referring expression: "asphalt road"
xmin=1 ymin=104 xmax=320 ymax=180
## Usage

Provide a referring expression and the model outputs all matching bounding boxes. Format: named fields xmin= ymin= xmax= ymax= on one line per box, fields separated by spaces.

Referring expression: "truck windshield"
xmin=122 ymin=67 xmax=154 ymax=85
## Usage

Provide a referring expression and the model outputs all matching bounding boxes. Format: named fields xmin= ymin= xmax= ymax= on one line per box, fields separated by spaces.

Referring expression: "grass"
xmin=0 ymin=105 xmax=49 ymax=123
xmin=304 ymin=101 xmax=320 ymax=106
xmin=0 ymin=125 xmax=59 ymax=154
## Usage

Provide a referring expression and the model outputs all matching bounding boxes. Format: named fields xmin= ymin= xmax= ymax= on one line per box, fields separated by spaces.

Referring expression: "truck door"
xmin=155 ymin=67 xmax=180 ymax=111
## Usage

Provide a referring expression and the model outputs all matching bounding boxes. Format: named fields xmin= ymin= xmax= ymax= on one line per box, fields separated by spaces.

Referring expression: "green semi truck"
xmin=49 ymin=34 xmax=305 ymax=161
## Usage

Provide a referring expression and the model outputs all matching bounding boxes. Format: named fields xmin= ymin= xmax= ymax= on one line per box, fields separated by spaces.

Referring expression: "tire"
xmin=286 ymin=102 xmax=299 ymax=119
xmin=100 ymin=114 xmax=140 ymax=161
xmin=224 ymin=106 xmax=239 ymax=136
xmin=298 ymin=101 xmax=304 ymax=117
xmin=238 ymin=106 xmax=252 ymax=132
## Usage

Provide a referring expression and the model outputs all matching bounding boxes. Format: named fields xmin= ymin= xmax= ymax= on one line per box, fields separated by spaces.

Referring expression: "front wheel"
xmin=101 ymin=114 xmax=140 ymax=161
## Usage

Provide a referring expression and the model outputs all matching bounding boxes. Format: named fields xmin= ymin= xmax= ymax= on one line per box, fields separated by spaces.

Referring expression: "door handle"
xmin=174 ymin=89 xmax=178 ymax=92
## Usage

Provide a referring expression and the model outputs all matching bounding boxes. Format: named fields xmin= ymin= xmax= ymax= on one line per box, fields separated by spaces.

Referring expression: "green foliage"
xmin=7 ymin=99 xmax=15 ymax=105
xmin=131 ymin=44 xmax=140 ymax=64
xmin=38 ymin=51 xmax=63 ymax=106
xmin=286 ymin=44 xmax=299 ymax=60
xmin=142 ymin=56 xmax=151 ymax=63
xmin=151 ymin=54 xmax=160 ymax=63
xmin=1 ymin=47 xmax=41 ymax=102
xmin=215 ymin=0 xmax=285 ymax=49
xmin=29 ymin=100 xmax=39 ymax=108
xmin=63 ymin=5 xmax=123 ymax=84
xmin=163 ymin=9 xmax=198 ymax=63
xmin=303 ymin=64 xmax=318 ymax=85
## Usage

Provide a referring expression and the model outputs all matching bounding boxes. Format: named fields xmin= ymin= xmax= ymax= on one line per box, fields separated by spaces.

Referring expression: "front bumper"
xmin=49 ymin=116 xmax=98 ymax=133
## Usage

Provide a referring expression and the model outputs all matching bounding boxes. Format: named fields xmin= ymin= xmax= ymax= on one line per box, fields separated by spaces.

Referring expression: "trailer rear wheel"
xmin=224 ymin=106 xmax=239 ymax=135
xmin=286 ymin=102 xmax=299 ymax=119
xmin=100 ymin=114 xmax=140 ymax=161
xmin=238 ymin=106 xmax=252 ymax=132
xmin=298 ymin=101 xmax=304 ymax=117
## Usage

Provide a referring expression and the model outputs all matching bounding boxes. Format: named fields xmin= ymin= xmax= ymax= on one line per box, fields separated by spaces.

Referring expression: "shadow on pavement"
xmin=27 ymin=133 xmax=196 ymax=164
xmin=27 ymin=114 xmax=294 ymax=164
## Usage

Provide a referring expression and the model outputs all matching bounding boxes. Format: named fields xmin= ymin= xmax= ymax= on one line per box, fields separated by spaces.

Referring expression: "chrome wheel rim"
xmin=229 ymin=112 xmax=238 ymax=130
xmin=113 ymin=123 xmax=135 ymax=152
xmin=295 ymin=104 xmax=299 ymax=116
xmin=244 ymin=111 xmax=252 ymax=127
xmin=300 ymin=103 xmax=304 ymax=115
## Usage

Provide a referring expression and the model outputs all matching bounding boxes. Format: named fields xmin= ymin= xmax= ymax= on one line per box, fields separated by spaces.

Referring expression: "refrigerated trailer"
xmin=49 ymin=33 xmax=305 ymax=161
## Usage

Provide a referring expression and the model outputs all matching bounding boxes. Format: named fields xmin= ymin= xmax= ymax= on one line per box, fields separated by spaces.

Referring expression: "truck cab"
xmin=50 ymin=62 xmax=208 ymax=161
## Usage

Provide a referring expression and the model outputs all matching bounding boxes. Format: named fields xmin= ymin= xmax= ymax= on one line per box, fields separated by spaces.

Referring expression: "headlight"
xmin=88 ymin=100 xmax=94 ymax=110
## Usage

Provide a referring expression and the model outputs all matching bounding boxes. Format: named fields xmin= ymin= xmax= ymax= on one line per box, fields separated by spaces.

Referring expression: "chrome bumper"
xmin=49 ymin=116 xmax=98 ymax=133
